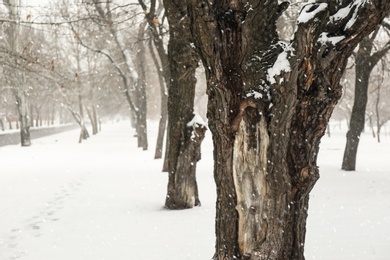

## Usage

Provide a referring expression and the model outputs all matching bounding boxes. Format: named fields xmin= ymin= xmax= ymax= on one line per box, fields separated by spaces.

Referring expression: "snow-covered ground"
xmin=0 ymin=121 xmax=389 ymax=260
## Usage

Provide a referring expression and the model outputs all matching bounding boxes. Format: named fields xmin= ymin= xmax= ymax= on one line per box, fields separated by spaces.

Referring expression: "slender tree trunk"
xmin=4 ymin=0 xmax=31 ymax=146
xmin=91 ymin=0 xmax=144 ymax=142
xmin=0 ymin=117 xmax=4 ymax=131
xmin=85 ymin=87 xmax=98 ymax=135
xmin=375 ymin=83 xmax=382 ymax=143
xmin=163 ymin=0 xmax=206 ymax=209
xmin=149 ymin=38 xmax=168 ymax=159
xmin=78 ymin=94 xmax=90 ymax=142
xmin=342 ymin=31 xmax=390 ymax=170
xmin=35 ymin=106 xmax=41 ymax=127
xmin=368 ymin=115 xmax=376 ymax=138
xmin=138 ymin=0 xmax=172 ymax=166
xmin=87 ymin=62 xmax=99 ymax=135
xmin=135 ymin=20 xmax=148 ymax=151
xmin=342 ymin=41 xmax=371 ymax=170
xmin=7 ymin=116 xmax=13 ymax=130
xmin=29 ymin=104 xmax=34 ymax=128
xmin=187 ymin=0 xmax=389 ymax=259
xmin=16 ymin=91 xmax=31 ymax=146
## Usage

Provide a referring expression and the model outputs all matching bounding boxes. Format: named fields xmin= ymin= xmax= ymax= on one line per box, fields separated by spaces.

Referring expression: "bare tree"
xmin=342 ymin=25 xmax=390 ymax=170
xmin=2 ymin=0 xmax=32 ymax=146
xmin=66 ymin=0 xmax=148 ymax=148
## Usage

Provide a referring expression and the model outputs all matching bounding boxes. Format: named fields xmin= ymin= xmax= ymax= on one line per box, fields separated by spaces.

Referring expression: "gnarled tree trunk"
xmin=187 ymin=0 xmax=390 ymax=259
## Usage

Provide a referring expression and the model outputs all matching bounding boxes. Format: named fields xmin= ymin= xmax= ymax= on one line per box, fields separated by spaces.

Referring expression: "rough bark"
xmin=187 ymin=0 xmax=390 ymax=259
xmin=342 ymin=33 xmax=390 ymax=170
xmin=163 ymin=0 xmax=206 ymax=209
xmin=165 ymin=118 xmax=207 ymax=208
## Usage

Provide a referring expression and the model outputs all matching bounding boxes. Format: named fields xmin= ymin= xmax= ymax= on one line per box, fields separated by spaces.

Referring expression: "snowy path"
xmin=0 ymin=121 xmax=389 ymax=260
xmin=0 ymin=122 xmax=215 ymax=260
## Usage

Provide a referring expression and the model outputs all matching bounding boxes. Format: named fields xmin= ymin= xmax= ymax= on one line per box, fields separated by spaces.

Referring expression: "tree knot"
xmin=230 ymin=99 xmax=256 ymax=133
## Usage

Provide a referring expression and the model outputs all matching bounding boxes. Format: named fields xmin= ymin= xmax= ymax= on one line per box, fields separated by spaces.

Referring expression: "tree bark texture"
xmin=187 ymin=0 xmax=390 ymax=259
xmin=342 ymin=33 xmax=390 ymax=170
xmin=163 ymin=0 xmax=206 ymax=209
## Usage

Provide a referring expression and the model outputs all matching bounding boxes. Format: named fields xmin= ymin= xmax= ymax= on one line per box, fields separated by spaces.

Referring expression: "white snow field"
xmin=0 ymin=121 xmax=389 ymax=260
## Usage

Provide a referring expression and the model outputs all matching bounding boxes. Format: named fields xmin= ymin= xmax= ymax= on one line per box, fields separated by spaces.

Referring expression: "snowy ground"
xmin=0 ymin=121 xmax=389 ymax=260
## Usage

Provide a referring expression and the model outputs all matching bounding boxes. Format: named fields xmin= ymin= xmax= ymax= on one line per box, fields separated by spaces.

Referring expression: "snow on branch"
xmin=317 ymin=32 xmax=345 ymax=45
xmin=267 ymin=43 xmax=293 ymax=84
xmin=297 ymin=3 xmax=328 ymax=24
xmin=330 ymin=0 xmax=371 ymax=31
xmin=267 ymin=51 xmax=291 ymax=84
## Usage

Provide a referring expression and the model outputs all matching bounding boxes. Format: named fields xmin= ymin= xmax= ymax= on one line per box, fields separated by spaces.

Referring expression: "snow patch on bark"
xmin=246 ymin=90 xmax=262 ymax=99
xmin=297 ymin=3 xmax=328 ymax=24
xmin=267 ymin=51 xmax=291 ymax=84
xmin=318 ymin=32 xmax=345 ymax=45
xmin=187 ymin=113 xmax=207 ymax=128
xmin=330 ymin=0 xmax=371 ymax=31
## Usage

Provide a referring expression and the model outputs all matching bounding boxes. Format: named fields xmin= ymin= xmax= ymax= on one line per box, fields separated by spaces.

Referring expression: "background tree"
xmin=342 ymin=25 xmax=390 ymax=171
xmin=2 ymin=0 xmax=32 ymax=146
xmin=187 ymin=0 xmax=390 ymax=259
xmin=367 ymin=59 xmax=390 ymax=142
xmin=62 ymin=0 xmax=148 ymax=148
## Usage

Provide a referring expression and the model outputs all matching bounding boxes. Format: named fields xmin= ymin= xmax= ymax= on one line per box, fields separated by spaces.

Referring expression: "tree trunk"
xmin=342 ymin=29 xmax=390 ymax=170
xmin=3 ymin=0 xmax=31 ymax=146
xmin=138 ymin=0 xmax=172 ymax=167
xmin=342 ymin=38 xmax=373 ymax=170
xmin=87 ymin=68 xmax=99 ymax=135
xmin=91 ymin=0 xmax=145 ymax=144
xmin=77 ymin=94 xmax=89 ymax=142
xmin=163 ymin=0 xmax=206 ymax=209
xmin=135 ymin=20 xmax=148 ymax=151
xmin=149 ymin=38 xmax=168 ymax=159
xmin=16 ymin=92 xmax=31 ymax=147
xmin=375 ymin=81 xmax=382 ymax=143
xmin=7 ymin=116 xmax=13 ymax=130
xmin=29 ymin=104 xmax=34 ymax=128
xmin=187 ymin=1 xmax=390 ymax=259
xmin=0 ymin=117 xmax=4 ymax=131
xmin=165 ymin=118 xmax=206 ymax=208
xmin=35 ymin=105 xmax=41 ymax=127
